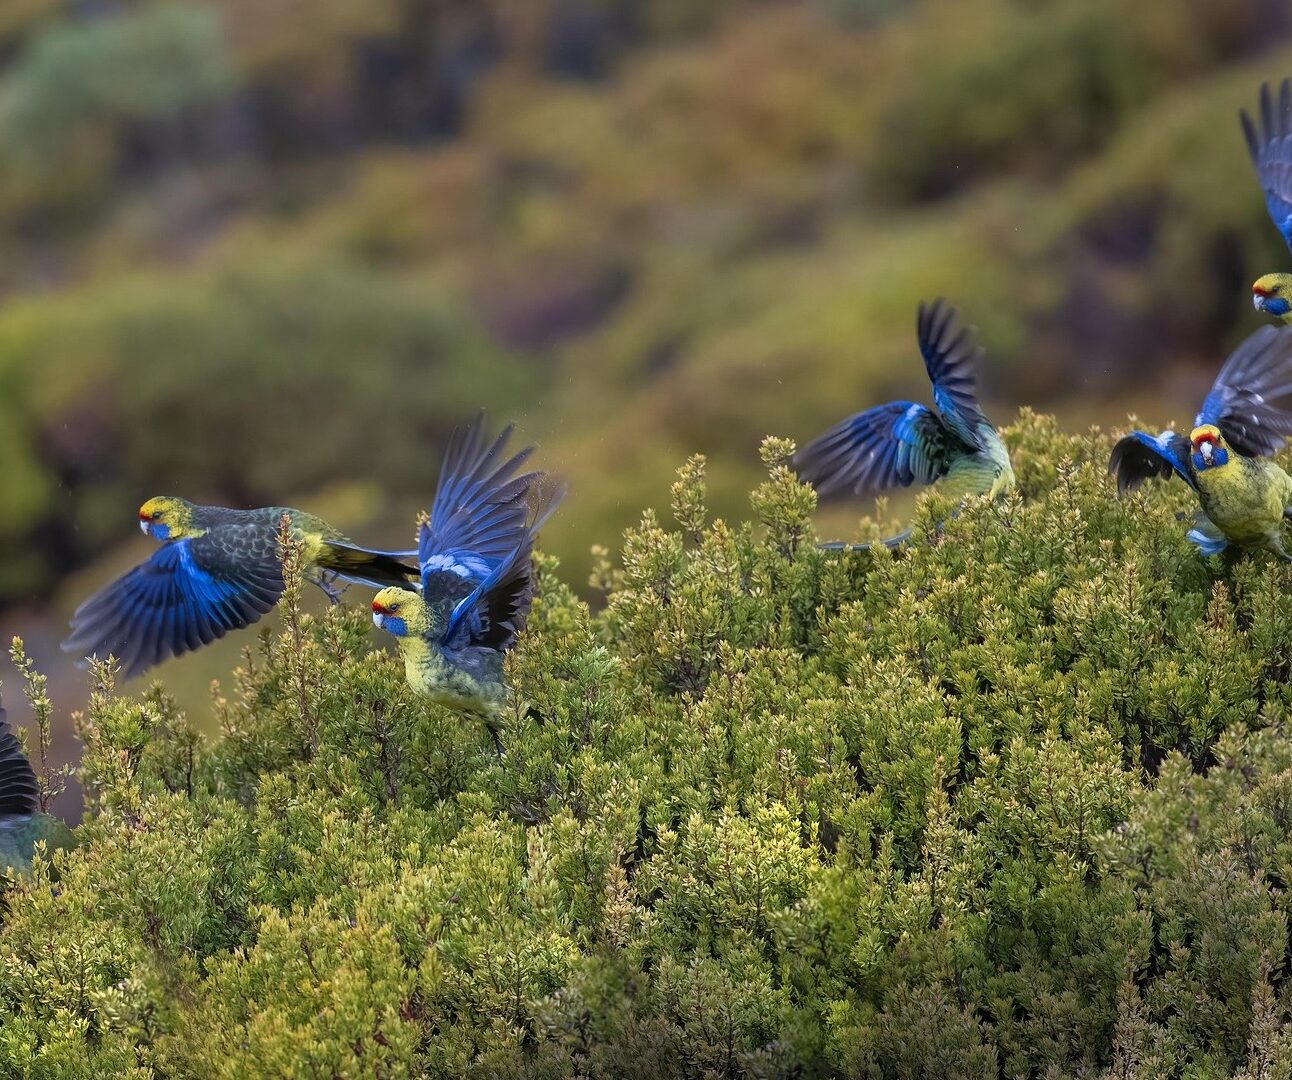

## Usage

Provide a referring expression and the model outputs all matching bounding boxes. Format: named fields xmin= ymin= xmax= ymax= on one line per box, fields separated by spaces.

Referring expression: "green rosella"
xmin=1242 ymin=80 xmax=1292 ymax=322
xmin=1110 ymin=325 xmax=1292 ymax=557
xmin=0 ymin=704 xmax=74 ymax=876
xmin=794 ymin=298 xmax=1014 ymax=548
xmin=371 ymin=414 xmax=562 ymax=751
xmin=63 ymin=497 xmax=418 ymax=678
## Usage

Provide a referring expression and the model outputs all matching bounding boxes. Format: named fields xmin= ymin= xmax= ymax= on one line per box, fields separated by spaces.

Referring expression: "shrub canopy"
xmin=6 ymin=414 xmax=1292 ymax=1078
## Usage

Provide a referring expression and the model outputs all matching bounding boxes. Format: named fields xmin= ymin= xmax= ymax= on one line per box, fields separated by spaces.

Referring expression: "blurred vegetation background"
xmin=2 ymin=0 xmax=1292 ymax=723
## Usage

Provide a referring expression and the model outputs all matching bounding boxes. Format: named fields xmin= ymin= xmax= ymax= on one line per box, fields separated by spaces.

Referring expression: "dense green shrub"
xmin=6 ymin=415 xmax=1292 ymax=1076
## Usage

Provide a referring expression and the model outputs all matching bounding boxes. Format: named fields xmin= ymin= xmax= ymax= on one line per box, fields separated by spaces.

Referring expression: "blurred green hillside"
xmin=1 ymin=0 xmax=1292 ymax=704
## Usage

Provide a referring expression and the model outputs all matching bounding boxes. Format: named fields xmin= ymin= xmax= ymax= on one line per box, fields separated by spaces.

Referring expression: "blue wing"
xmin=1108 ymin=430 xmax=1196 ymax=494
xmin=0 ymin=706 xmax=38 ymax=820
xmin=442 ymin=483 xmax=564 ymax=654
xmin=61 ymin=538 xmax=283 ymax=679
xmin=918 ymin=298 xmax=990 ymax=448
xmin=1241 ymin=80 xmax=1292 ymax=254
xmin=1196 ymin=324 xmax=1292 ymax=457
xmin=794 ymin=401 xmax=957 ymax=497
xmin=419 ymin=413 xmax=539 ymax=593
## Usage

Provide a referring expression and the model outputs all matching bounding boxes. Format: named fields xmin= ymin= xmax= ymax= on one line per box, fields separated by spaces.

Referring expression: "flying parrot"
xmin=0 ymin=704 xmax=74 ymax=876
xmin=63 ymin=499 xmax=418 ymax=679
xmin=1109 ymin=325 xmax=1292 ymax=557
xmin=1242 ymin=79 xmax=1292 ymax=322
xmin=794 ymin=298 xmax=1015 ymax=548
xmin=371 ymin=414 xmax=563 ymax=753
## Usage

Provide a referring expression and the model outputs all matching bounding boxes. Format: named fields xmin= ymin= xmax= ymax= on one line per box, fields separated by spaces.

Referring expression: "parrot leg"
xmin=310 ymin=570 xmax=347 ymax=605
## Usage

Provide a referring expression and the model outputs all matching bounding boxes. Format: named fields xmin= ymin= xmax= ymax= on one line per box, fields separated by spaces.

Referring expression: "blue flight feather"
xmin=1194 ymin=324 xmax=1292 ymax=457
xmin=1242 ymin=79 xmax=1292 ymax=254
xmin=1108 ymin=430 xmax=1197 ymax=494
xmin=794 ymin=298 xmax=988 ymax=499
xmin=917 ymin=297 xmax=989 ymax=448
xmin=419 ymin=412 xmax=539 ymax=595
xmin=62 ymin=538 xmax=283 ymax=679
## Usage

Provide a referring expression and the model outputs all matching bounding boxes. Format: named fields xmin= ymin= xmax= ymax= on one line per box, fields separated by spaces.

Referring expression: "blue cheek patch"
xmin=149 ymin=523 xmax=171 ymax=541
xmin=1268 ymin=297 xmax=1291 ymax=317
xmin=383 ymin=616 xmax=408 ymax=638
xmin=1191 ymin=448 xmax=1229 ymax=471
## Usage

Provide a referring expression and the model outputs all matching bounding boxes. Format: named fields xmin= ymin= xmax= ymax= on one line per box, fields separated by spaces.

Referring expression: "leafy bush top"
xmin=6 ymin=413 xmax=1292 ymax=1078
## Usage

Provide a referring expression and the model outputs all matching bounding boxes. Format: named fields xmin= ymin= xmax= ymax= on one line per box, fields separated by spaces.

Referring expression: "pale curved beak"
xmin=139 ymin=520 xmax=150 ymax=535
xmin=1255 ymin=293 xmax=1267 ymax=311
xmin=372 ymin=612 xmax=385 ymax=630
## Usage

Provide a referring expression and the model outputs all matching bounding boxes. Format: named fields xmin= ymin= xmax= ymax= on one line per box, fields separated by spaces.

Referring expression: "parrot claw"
xmin=312 ymin=571 xmax=347 ymax=605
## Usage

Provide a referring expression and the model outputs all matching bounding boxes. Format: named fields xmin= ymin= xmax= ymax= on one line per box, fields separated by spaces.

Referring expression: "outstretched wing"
xmin=1196 ymin=324 xmax=1292 ymax=456
xmin=1108 ymin=430 xmax=1196 ymax=494
xmin=419 ymin=413 xmax=539 ymax=592
xmin=0 ymin=706 xmax=38 ymax=819
xmin=61 ymin=532 xmax=283 ymax=679
xmin=442 ymin=483 xmax=565 ymax=654
xmin=794 ymin=401 xmax=960 ymax=498
xmin=918 ymin=297 xmax=990 ymax=447
xmin=1241 ymin=80 xmax=1292 ymax=253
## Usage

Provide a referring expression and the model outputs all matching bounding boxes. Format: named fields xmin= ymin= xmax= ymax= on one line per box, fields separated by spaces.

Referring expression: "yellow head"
xmin=371 ymin=587 xmax=429 ymax=640
xmin=1188 ymin=424 xmax=1229 ymax=471
xmin=1252 ymin=274 xmax=1292 ymax=320
xmin=137 ymin=496 xmax=199 ymax=541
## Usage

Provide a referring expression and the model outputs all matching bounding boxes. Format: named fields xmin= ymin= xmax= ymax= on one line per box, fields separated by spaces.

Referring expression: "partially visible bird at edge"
xmin=372 ymin=413 xmax=563 ymax=756
xmin=1109 ymin=324 xmax=1292 ymax=558
xmin=62 ymin=498 xmax=419 ymax=679
xmin=794 ymin=297 xmax=1015 ymax=551
xmin=0 ymin=700 xmax=74 ymax=877
xmin=1242 ymin=79 xmax=1292 ymax=322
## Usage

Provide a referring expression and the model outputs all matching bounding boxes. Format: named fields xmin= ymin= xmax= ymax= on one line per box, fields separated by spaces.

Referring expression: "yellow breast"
xmin=1194 ymin=457 xmax=1285 ymax=544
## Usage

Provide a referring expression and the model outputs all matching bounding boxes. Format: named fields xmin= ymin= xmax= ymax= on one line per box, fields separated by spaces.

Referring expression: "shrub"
xmin=6 ymin=413 xmax=1292 ymax=1076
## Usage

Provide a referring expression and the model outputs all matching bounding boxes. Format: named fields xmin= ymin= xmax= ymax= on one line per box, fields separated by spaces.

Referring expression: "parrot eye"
xmin=151 ymin=511 xmax=163 ymax=520
xmin=388 ymin=602 xmax=400 ymax=613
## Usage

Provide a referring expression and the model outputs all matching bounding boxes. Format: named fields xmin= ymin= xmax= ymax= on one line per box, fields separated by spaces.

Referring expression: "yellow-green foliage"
xmin=8 ymin=416 xmax=1292 ymax=1076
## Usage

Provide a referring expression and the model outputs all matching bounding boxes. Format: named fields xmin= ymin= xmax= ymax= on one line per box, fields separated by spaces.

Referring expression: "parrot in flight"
xmin=1242 ymin=79 xmax=1292 ymax=322
xmin=371 ymin=413 xmax=562 ymax=754
xmin=794 ymin=298 xmax=1014 ymax=548
xmin=63 ymin=498 xmax=418 ymax=679
xmin=1109 ymin=325 xmax=1292 ymax=557
xmin=0 ymin=702 xmax=74 ymax=877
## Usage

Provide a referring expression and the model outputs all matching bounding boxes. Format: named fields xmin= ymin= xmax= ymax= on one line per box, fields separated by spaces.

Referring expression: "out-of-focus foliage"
xmin=0 ymin=0 xmax=1289 ymax=690
xmin=1 ymin=4 xmax=234 ymax=166
xmin=0 ymin=257 xmax=530 ymax=598
xmin=8 ymin=417 xmax=1292 ymax=1075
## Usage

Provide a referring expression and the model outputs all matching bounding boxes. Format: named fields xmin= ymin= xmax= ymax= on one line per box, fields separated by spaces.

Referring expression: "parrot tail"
xmin=317 ymin=541 xmax=420 ymax=590
xmin=817 ymin=528 xmax=913 ymax=553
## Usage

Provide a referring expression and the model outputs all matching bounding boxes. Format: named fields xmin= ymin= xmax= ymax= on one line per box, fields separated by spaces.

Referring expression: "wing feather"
xmin=794 ymin=401 xmax=958 ymax=497
xmin=1108 ymin=430 xmax=1196 ymax=494
xmin=61 ymin=534 xmax=284 ymax=679
xmin=1196 ymin=324 xmax=1292 ymax=456
xmin=1240 ymin=79 xmax=1292 ymax=253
